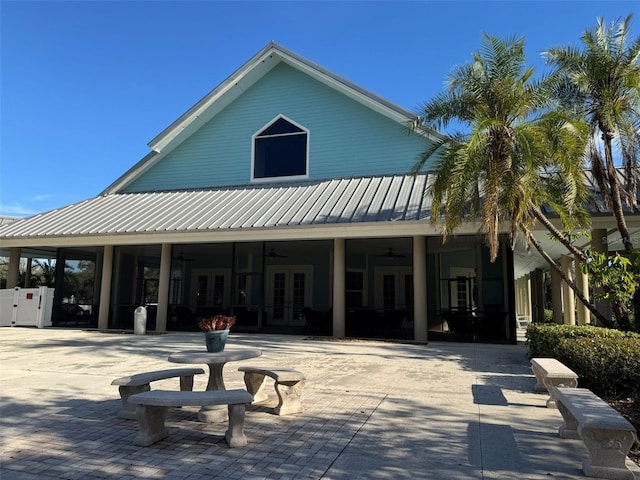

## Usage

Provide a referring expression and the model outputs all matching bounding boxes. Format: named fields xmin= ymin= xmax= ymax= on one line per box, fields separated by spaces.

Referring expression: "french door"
xmin=190 ymin=269 xmax=231 ymax=313
xmin=266 ymin=266 xmax=313 ymax=326
xmin=375 ymin=267 xmax=413 ymax=311
xmin=448 ymin=267 xmax=476 ymax=311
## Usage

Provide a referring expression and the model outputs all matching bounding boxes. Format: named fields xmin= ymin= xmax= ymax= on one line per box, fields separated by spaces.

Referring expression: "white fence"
xmin=0 ymin=287 xmax=55 ymax=328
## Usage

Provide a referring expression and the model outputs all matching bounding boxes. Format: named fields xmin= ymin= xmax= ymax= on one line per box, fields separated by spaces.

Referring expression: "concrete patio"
xmin=1 ymin=327 xmax=638 ymax=479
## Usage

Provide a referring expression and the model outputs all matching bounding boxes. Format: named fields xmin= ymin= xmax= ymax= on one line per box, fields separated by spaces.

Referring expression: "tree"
xmin=32 ymin=259 xmax=56 ymax=287
xmin=410 ymin=34 xmax=612 ymax=326
xmin=544 ymin=15 xmax=640 ymax=329
xmin=544 ymin=14 xmax=639 ymax=250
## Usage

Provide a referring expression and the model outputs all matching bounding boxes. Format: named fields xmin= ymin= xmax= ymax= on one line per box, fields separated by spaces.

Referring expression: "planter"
xmin=204 ymin=329 xmax=229 ymax=352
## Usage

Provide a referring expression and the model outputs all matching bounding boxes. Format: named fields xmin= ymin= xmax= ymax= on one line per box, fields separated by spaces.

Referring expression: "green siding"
xmin=124 ymin=63 xmax=431 ymax=192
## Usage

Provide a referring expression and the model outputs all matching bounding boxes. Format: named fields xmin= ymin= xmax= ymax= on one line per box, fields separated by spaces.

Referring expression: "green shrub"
xmin=526 ymin=323 xmax=640 ymax=398
xmin=555 ymin=337 xmax=640 ymax=398
xmin=526 ymin=323 xmax=639 ymax=358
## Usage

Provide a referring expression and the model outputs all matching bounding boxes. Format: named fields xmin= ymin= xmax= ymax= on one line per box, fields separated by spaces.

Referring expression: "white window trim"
xmin=251 ymin=114 xmax=310 ymax=183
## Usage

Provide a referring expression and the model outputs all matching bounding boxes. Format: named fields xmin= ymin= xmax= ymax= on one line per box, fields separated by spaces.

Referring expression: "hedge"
xmin=526 ymin=324 xmax=640 ymax=399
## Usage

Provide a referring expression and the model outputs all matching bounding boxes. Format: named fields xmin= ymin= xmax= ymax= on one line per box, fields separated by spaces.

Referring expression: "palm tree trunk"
xmin=527 ymin=203 xmax=588 ymax=261
xmin=603 ymin=135 xmax=634 ymax=253
xmin=525 ymin=229 xmax=611 ymax=328
xmin=527 ymin=201 xmax=633 ymax=329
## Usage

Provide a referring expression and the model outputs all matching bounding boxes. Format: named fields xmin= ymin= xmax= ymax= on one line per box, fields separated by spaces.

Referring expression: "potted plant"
xmin=199 ymin=315 xmax=236 ymax=352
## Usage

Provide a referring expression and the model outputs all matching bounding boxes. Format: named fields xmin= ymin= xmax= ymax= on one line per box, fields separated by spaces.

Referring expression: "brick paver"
xmin=1 ymin=329 xmax=638 ymax=479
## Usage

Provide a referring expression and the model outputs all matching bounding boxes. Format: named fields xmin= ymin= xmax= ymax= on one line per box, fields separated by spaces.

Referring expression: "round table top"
xmin=168 ymin=347 xmax=262 ymax=364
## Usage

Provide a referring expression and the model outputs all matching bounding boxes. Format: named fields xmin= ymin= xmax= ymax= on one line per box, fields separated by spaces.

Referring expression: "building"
xmin=1 ymin=43 xmax=635 ymax=341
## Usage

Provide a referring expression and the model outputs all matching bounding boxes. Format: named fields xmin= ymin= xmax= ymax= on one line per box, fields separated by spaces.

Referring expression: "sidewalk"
xmin=1 ymin=328 xmax=638 ymax=479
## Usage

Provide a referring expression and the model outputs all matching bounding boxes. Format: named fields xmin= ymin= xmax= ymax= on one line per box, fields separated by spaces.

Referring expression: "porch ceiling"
xmin=511 ymin=225 xmax=640 ymax=279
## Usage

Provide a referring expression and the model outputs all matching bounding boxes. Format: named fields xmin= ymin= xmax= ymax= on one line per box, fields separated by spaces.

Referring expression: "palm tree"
xmin=33 ymin=259 xmax=56 ymax=287
xmin=544 ymin=15 xmax=640 ymax=330
xmin=411 ymin=34 xmax=612 ymax=326
xmin=544 ymin=15 xmax=640 ymax=253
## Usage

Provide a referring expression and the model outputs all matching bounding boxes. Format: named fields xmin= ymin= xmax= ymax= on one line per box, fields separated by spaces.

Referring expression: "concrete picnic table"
xmin=168 ymin=347 xmax=262 ymax=422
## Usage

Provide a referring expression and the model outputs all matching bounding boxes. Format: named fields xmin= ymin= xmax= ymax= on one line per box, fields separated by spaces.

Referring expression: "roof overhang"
xmin=4 ymin=173 xmax=638 ymax=280
xmin=1 ymin=174 xmax=437 ymax=246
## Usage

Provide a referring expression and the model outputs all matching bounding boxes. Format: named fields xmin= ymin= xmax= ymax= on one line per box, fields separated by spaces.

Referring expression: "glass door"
xmin=190 ymin=268 xmax=231 ymax=316
xmin=375 ymin=267 xmax=413 ymax=311
xmin=266 ymin=266 xmax=313 ymax=326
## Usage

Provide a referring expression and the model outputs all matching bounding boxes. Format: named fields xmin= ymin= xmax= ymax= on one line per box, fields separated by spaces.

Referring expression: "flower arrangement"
xmin=198 ymin=315 xmax=236 ymax=332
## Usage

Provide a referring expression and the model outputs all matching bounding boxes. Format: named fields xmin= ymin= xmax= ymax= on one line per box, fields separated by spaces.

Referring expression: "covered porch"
xmin=1 ymin=232 xmax=517 ymax=343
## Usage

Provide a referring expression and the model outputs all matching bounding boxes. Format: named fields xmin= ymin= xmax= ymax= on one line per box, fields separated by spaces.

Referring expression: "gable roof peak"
xmin=147 ymin=42 xmax=417 ymax=154
xmin=104 ymin=42 xmax=437 ymax=195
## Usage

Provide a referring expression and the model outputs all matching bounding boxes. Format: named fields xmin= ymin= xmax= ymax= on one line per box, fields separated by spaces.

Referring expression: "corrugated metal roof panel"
xmin=407 ymin=174 xmax=427 ymax=221
xmin=0 ymin=174 xmax=432 ymax=240
xmin=375 ymin=175 xmax=403 ymax=222
xmin=3 ymin=171 xmax=633 ymax=242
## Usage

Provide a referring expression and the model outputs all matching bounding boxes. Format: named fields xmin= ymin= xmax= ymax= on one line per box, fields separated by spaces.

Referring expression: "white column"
xmin=413 ymin=235 xmax=427 ymax=342
xmin=550 ymin=266 xmax=562 ymax=324
xmin=332 ymin=238 xmax=345 ymax=338
xmin=7 ymin=247 xmax=21 ymax=288
xmin=524 ymin=274 xmax=532 ymax=319
xmin=515 ymin=278 xmax=523 ymax=315
xmin=575 ymin=254 xmax=590 ymax=325
xmin=98 ymin=245 xmax=114 ymax=330
xmin=155 ymin=243 xmax=172 ymax=333
xmin=561 ymin=255 xmax=575 ymax=325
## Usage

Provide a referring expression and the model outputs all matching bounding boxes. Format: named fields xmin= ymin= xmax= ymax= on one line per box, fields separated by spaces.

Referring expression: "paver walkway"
xmin=1 ymin=328 xmax=638 ymax=479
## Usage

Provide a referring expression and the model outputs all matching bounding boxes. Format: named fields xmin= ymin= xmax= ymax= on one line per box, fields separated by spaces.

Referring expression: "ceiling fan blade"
xmin=376 ymin=248 xmax=405 ymax=259
xmin=267 ymin=248 xmax=288 ymax=258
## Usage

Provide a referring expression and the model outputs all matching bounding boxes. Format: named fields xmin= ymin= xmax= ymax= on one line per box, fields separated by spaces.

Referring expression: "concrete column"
xmin=574 ymin=254 xmax=590 ymax=325
xmin=98 ymin=245 xmax=114 ymax=330
xmin=530 ymin=269 xmax=545 ymax=324
xmin=524 ymin=274 xmax=532 ymax=319
xmin=332 ymin=238 xmax=345 ymax=338
xmin=155 ymin=243 xmax=172 ymax=333
xmin=550 ymin=265 xmax=563 ymax=324
xmin=413 ymin=235 xmax=428 ymax=342
xmin=591 ymin=228 xmax=611 ymax=324
xmin=7 ymin=247 xmax=21 ymax=288
xmin=516 ymin=278 xmax=525 ymax=316
xmin=561 ymin=255 xmax=575 ymax=325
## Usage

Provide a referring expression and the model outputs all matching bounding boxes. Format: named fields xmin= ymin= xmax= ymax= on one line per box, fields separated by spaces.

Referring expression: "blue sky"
xmin=2 ymin=1 xmax=638 ymax=217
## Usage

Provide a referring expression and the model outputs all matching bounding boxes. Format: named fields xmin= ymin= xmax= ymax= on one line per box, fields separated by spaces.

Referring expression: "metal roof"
xmin=0 ymin=174 xmax=432 ymax=240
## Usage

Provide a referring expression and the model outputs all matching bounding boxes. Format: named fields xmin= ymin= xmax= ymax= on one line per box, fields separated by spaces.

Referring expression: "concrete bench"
xmin=238 ymin=366 xmax=305 ymax=415
xmin=111 ymin=368 xmax=205 ymax=419
xmin=128 ymin=389 xmax=253 ymax=447
xmin=530 ymin=358 xmax=578 ymax=408
xmin=554 ymin=387 xmax=638 ymax=480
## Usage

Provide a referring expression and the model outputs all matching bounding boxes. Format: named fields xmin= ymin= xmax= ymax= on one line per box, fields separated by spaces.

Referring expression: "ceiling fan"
xmin=266 ymin=248 xmax=288 ymax=259
xmin=174 ymin=251 xmax=195 ymax=262
xmin=377 ymin=248 xmax=406 ymax=260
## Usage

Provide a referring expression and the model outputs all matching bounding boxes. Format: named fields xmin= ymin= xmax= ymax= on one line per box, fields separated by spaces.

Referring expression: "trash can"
xmin=134 ymin=306 xmax=147 ymax=335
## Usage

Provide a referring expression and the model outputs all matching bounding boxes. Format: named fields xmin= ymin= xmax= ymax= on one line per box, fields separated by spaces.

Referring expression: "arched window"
xmin=252 ymin=116 xmax=308 ymax=181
